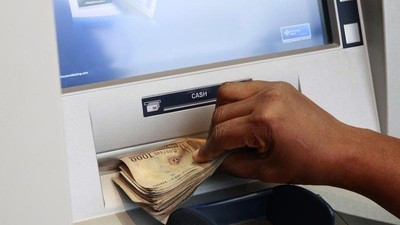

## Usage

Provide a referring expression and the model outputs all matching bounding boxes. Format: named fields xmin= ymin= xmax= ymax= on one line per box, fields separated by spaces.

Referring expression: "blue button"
xmin=280 ymin=23 xmax=312 ymax=43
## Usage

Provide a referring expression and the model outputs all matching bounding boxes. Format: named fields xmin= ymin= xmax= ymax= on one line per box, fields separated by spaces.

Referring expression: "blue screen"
xmin=54 ymin=0 xmax=329 ymax=89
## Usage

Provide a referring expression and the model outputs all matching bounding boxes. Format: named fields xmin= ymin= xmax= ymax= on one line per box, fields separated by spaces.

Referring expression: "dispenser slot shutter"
xmin=142 ymin=84 xmax=220 ymax=117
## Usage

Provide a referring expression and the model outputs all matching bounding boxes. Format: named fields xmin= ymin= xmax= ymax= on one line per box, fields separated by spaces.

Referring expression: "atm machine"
xmin=1 ymin=0 xmax=399 ymax=225
xmin=56 ymin=0 xmax=399 ymax=224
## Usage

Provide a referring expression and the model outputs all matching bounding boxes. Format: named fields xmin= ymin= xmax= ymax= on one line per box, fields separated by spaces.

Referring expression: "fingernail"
xmin=192 ymin=149 xmax=199 ymax=160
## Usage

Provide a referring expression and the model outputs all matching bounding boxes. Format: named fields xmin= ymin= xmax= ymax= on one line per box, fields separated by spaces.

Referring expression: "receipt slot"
xmin=167 ymin=185 xmax=348 ymax=225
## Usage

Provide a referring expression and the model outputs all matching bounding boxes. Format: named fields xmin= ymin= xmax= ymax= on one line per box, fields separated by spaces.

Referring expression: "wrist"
xmin=326 ymin=125 xmax=400 ymax=209
xmin=326 ymin=125 xmax=369 ymax=188
xmin=312 ymin=123 xmax=380 ymax=187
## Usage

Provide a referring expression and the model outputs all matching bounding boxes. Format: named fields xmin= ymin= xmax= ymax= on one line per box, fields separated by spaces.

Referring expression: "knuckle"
xmin=262 ymin=88 xmax=283 ymax=102
xmin=212 ymin=124 xmax=225 ymax=144
xmin=205 ymin=124 xmax=226 ymax=158
xmin=257 ymin=83 xmax=294 ymax=111
xmin=248 ymin=112 xmax=274 ymax=152
xmin=274 ymin=81 xmax=292 ymax=90
xmin=212 ymin=106 xmax=225 ymax=125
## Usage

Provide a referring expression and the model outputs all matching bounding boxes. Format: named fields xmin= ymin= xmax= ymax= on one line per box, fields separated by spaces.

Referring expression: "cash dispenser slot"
xmin=96 ymin=137 xmax=269 ymax=215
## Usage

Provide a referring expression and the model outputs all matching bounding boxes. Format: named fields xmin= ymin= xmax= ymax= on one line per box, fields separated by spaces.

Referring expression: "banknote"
xmin=112 ymin=138 xmax=226 ymax=223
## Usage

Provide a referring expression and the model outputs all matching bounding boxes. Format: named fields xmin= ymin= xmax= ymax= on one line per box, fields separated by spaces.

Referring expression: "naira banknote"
xmin=112 ymin=138 xmax=226 ymax=223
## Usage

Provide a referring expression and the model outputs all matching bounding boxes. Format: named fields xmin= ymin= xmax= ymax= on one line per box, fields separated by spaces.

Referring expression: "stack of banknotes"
xmin=112 ymin=138 xmax=225 ymax=223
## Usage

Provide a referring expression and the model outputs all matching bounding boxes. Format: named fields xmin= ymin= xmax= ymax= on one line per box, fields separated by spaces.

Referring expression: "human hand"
xmin=193 ymin=81 xmax=349 ymax=185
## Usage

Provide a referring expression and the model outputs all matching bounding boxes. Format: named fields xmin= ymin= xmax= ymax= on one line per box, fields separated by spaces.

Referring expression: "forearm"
xmin=329 ymin=125 xmax=400 ymax=217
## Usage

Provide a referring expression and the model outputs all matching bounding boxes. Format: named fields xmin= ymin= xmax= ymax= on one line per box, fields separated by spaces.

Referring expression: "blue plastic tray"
xmin=167 ymin=185 xmax=348 ymax=225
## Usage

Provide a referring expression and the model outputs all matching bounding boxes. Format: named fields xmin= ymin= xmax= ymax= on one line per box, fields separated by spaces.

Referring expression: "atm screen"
xmin=54 ymin=0 xmax=331 ymax=89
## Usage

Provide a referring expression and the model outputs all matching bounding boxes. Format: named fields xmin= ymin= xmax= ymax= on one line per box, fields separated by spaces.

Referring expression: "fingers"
xmin=193 ymin=114 xmax=273 ymax=163
xmin=213 ymin=80 xmax=295 ymax=126
xmin=216 ymin=81 xmax=273 ymax=107
xmin=194 ymin=117 xmax=250 ymax=163
xmin=193 ymin=81 xmax=280 ymax=163
xmin=211 ymin=96 xmax=253 ymax=127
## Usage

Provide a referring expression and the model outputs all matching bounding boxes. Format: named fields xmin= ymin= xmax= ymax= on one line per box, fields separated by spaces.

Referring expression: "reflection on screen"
xmin=53 ymin=0 xmax=329 ymax=88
